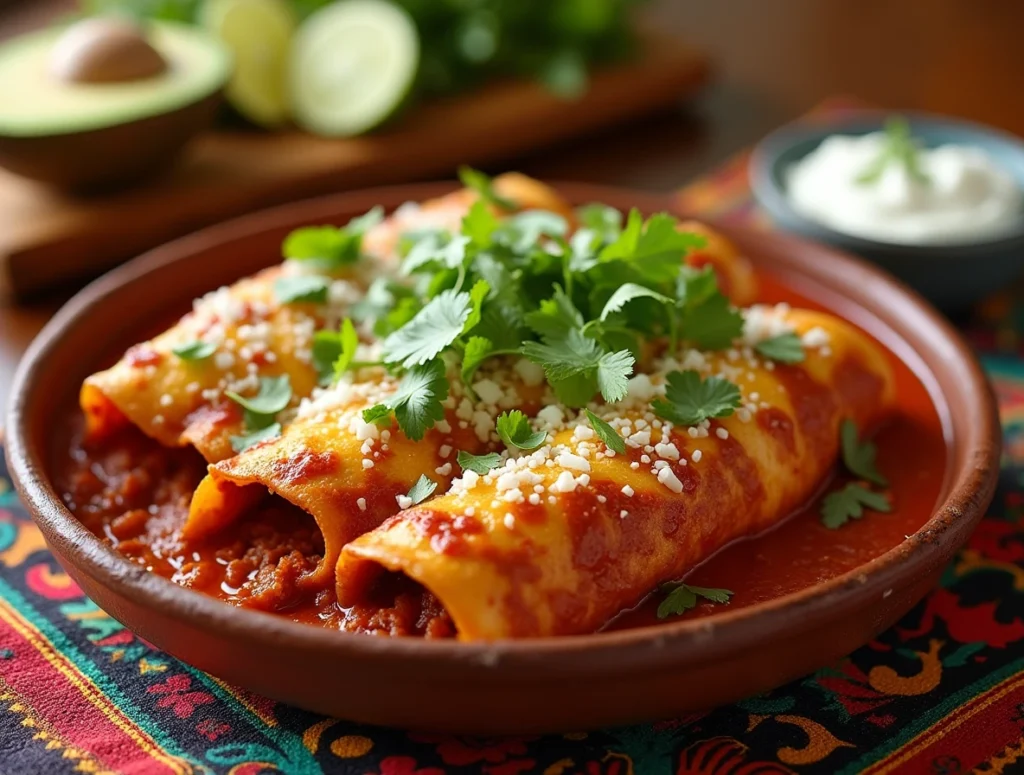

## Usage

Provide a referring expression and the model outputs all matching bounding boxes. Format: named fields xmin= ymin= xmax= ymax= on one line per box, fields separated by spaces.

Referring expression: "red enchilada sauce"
xmin=55 ymin=275 xmax=947 ymax=639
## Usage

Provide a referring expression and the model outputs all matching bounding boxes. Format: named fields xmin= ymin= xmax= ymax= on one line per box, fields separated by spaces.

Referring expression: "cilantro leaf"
xmin=274 ymin=275 xmax=330 ymax=305
xmin=310 ymin=318 xmax=359 ymax=383
xmin=367 ymin=359 xmax=448 ymax=441
xmin=347 ymin=206 xmax=385 ymax=235
xmin=599 ymin=208 xmax=643 ymax=262
xmin=458 ymin=166 xmax=516 ymax=210
xmin=463 ymin=279 xmax=490 ymax=335
xmin=657 ymin=583 xmax=733 ymax=619
xmin=680 ymin=292 xmax=743 ymax=350
xmin=821 ymin=483 xmax=892 ymax=529
xmin=361 ymin=404 xmax=393 ymax=425
xmin=524 ymin=286 xmax=583 ymax=340
xmin=498 ymin=210 xmax=568 ymax=252
xmin=600 ymin=211 xmax=707 ymax=282
xmin=676 ymin=265 xmax=718 ymax=308
xmin=457 ymin=450 xmax=502 ymax=475
xmin=281 ymin=211 xmax=378 ymax=271
xmin=382 ymin=289 xmax=473 ymax=368
xmin=596 ymin=349 xmax=635 ymax=403
xmin=576 ymin=203 xmax=622 ymax=241
xmin=226 ymin=375 xmax=292 ymax=418
xmin=406 ymin=474 xmax=437 ymax=505
xmin=521 ymin=329 xmax=602 ymax=383
xmin=599 ymin=283 xmax=672 ymax=321
xmin=172 ymin=340 xmax=215 ymax=361
xmin=461 ymin=336 xmax=494 ymax=386
xmin=585 ymin=409 xmax=626 ymax=454
xmin=521 ymin=330 xmax=633 ymax=405
xmin=497 ymin=409 xmax=548 ymax=451
xmin=229 ymin=423 xmax=281 ymax=453
xmin=333 ymin=318 xmax=360 ymax=377
xmin=840 ymin=420 xmax=888 ymax=487
xmin=652 ymin=370 xmax=741 ymax=426
xmin=462 ymin=199 xmax=500 ymax=247
xmin=755 ymin=333 xmax=805 ymax=364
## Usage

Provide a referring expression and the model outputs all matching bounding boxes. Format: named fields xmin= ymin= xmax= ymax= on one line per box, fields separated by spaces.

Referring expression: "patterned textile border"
xmin=3 ymin=98 xmax=1024 ymax=774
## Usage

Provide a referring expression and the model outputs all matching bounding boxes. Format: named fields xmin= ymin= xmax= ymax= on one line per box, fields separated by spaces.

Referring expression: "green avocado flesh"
xmin=0 ymin=21 xmax=231 ymax=137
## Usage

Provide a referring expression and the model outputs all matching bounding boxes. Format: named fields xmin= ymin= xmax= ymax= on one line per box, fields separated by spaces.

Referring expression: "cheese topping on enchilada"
xmin=66 ymin=170 xmax=903 ymax=641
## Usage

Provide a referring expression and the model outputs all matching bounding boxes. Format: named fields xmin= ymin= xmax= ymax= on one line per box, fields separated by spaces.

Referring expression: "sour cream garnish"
xmin=787 ymin=129 xmax=1022 ymax=245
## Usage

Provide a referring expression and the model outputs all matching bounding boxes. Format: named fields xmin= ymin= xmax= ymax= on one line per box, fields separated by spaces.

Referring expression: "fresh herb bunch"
xmin=295 ymin=168 xmax=757 ymax=443
xmin=80 ymin=0 xmax=647 ymax=100
xmin=856 ymin=116 xmax=931 ymax=186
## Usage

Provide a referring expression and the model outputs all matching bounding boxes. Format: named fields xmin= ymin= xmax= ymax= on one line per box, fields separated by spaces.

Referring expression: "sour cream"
xmin=787 ymin=132 xmax=1023 ymax=245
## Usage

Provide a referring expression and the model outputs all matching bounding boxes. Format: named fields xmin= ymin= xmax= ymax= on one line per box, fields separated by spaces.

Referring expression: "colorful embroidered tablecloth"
xmin=3 ymin=102 xmax=1024 ymax=775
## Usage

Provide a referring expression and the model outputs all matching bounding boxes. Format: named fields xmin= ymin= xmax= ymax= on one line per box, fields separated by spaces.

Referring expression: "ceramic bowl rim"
xmin=4 ymin=179 xmax=1001 ymax=678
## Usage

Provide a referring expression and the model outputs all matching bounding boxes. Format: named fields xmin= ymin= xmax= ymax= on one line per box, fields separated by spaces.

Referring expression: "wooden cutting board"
xmin=0 ymin=33 xmax=707 ymax=301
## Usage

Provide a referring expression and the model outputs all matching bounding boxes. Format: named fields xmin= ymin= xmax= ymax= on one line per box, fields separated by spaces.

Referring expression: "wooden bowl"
xmin=3 ymin=181 xmax=1000 ymax=734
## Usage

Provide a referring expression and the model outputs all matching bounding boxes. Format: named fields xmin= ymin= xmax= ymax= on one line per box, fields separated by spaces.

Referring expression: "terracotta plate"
xmin=4 ymin=182 xmax=1000 ymax=734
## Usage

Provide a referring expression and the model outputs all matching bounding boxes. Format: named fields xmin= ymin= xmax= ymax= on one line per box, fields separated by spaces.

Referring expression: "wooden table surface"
xmin=2 ymin=0 xmax=1024 ymax=414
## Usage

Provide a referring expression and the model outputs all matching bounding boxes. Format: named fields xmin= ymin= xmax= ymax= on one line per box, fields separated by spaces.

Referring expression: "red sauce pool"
xmin=55 ymin=271 xmax=948 ymax=636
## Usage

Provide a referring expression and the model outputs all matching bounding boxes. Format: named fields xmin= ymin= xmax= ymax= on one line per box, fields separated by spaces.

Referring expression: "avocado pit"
xmin=0 ymin=19 xmax=230 ymax=191
xmin=50 ymin=18 xmax=168 ymax=85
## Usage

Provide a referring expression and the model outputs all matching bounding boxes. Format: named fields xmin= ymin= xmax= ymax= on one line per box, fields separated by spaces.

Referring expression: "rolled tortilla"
xmin=334 ymin=310 xmax=896 ymax=639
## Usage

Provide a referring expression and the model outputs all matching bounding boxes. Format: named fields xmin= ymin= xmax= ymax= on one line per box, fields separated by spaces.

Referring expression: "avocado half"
xmin=0 ymin=19 xmax=231 ymax=191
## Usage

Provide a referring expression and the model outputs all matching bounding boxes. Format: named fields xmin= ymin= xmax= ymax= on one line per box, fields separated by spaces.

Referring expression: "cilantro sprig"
xmin=273 ymin=207 xmax=383 ymax=305
xmin=496 ymin=410 xmax=548 ymax=451
xmin=821 ymin=484 xmax=891 ymax=529
xmin=457 ymin=450 xmax=502 ymax=475
xmin=820 ymin=419 xmax=891 ymax=528
xmin=755 ymin=333 xmax=805 ymax=364
xmin=226 ymin=375 xmax=292 ymax=452
xmin=362 ymin=359 xmax=449 ymax=442
xmin=652 ymin=370 xmax=742 ymax=426
xmin=172 ymin=340 xmax=216 ymax=361
xmin=657 ymin=583 xmax=733 ymax=619
xmin=855 ymin=116 xmax=930 ymax=186
xmin=406 ymin=475 xmax=438 ymax=506
xmin=297 ymin=169 xmax=752 ymax=442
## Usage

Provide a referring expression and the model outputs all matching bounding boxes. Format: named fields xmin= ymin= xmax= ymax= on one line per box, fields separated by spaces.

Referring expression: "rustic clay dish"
xmin=4 ymin=181 xmax=999 ymax=734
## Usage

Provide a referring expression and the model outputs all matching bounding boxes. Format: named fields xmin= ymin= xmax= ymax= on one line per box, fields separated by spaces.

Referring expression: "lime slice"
xmin=199 ymin=0 xmax=294 ymax=127
xmin=290 ymin=0 xmax=419 ymax=137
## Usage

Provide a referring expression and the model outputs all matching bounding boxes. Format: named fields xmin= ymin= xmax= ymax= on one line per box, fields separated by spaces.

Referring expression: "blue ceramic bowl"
xmin=750 ymin=112 xmax=1024 ymax=310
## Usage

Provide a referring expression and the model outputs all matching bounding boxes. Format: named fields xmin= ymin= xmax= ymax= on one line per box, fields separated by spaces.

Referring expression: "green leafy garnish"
xmin=496 ymin=409 xmax=548 ymax=451
xmin=520 ymin=330 xmax=634 ymax=407
xmin=755 ymin=333 xmax=806 ymax=364
xmin=226 ymin=375 xmax=292 ymax=418
xmin=652 ymin=370 xmax=742 ymax=427
xmin=282 ymin=207 xmax=383 ymax=271
xmin=171 ymin=340 xmax=215 ymax=361
xmin=458 ymin=166 xmax=516 ymax=211
xmin=311 ymin=318 xmax=360 ymax=382
xmin=224 ymin=375 xmax=292 ymax=453
xmin=461 ymin=336 xmax=495 ymax=386
xmin=273 ymin=275 xmax=330 ymax=305
xmin=840 ymin=419 xmax=888 ymax=487
xmin=229 ymin=423 xmax=281 ymax=454
xmin=382 ymin=288 xmax=477 ymax=368
xmin=657 ymin=584 xmax=733 ymax=619
xmin=585 ymin=409 xmax=626 ymax=454
xmin=406 ymin=474 xmax=438 ymax=505
xmin=361 ymin=359 xmax=448 ymax=441
xmin=599 ymin=283 xmax=672 ymax=321
xmin=457 ymin=450 xmax=502 ymax=475
xmin=855 ymin=116 xmax=930 ymax=186
xmin=821 ymin=483 xmax=892 ymax=529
